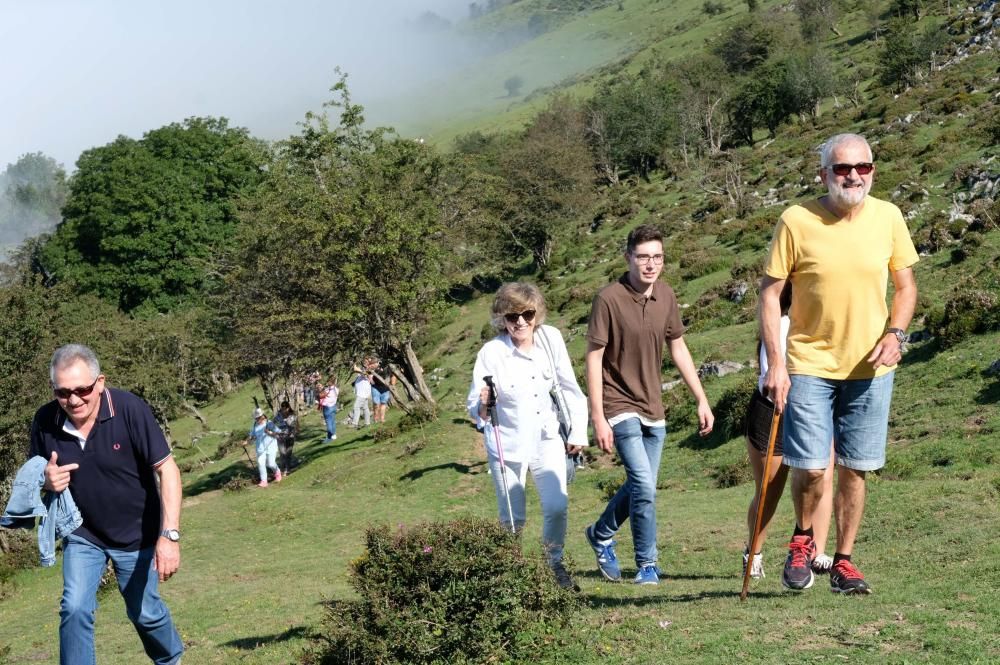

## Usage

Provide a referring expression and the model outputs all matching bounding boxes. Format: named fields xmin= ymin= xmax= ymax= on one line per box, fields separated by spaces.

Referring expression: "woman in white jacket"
xmin=467 ymin=282 xmax=588 ymax=590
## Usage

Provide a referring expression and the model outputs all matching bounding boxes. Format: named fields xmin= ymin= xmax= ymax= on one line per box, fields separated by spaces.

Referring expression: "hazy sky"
xmin=1 ymin=0 xmax=473 ymax=171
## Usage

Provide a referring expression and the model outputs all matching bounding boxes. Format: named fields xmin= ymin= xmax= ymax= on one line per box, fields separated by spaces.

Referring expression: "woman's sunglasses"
xmin=503 ymin=309 xmax=536 ymax=324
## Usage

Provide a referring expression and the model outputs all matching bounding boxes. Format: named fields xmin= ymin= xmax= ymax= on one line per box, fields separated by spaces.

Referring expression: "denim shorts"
xmin=371 ymin=388 xmax=391 ymax=405
xmin=782 ymin=372 xmax=895 ymax=472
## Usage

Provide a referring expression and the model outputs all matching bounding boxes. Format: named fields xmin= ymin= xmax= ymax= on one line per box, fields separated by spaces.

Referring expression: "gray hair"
xmin=50 ymin=344 xmax=101 ymax=384
xmin=819 ymin=133 xmax=873 ymax=167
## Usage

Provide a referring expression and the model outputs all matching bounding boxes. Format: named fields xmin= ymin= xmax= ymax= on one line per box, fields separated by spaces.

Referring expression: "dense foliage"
xmin=303 ymin=518 xmax=579 ymax=664
xmin=40 ymin=117 xmax=266 ymax=313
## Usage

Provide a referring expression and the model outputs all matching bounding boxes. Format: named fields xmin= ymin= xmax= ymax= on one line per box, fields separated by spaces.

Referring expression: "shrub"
xmin=702 ymin=0 xmax=726 ymax=15
xmin=303 ymin=518 xmax=579 ymax=664
xmin=663 ymin=384 xmax=698 ymax=434
xmin=0 ymin=531 xmax=35 ymax=594
xmin=713 ymin=371 xmax=758 ymax=441
xmin=679 ymin=249 xmax=731 ymax=280
xmin=713 ymin=460 xmax=752 ymax=488
xmin=926 ymin=273 xmax=1000 ymax=348
xmin=950 ymin=231 xmax=984 ymax=263
xmin=398 ymin=402 xmax=437 ymax=432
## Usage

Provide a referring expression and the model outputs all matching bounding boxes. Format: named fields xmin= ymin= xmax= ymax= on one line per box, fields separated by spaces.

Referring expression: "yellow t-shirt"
xmin=764 ymin=196 xmax=919 ymax=380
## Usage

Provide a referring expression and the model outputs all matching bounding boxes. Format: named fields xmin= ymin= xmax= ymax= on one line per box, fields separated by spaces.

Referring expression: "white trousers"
xmin=256 ymin=442 xmax=278 ymax=482
xmin=488 ymin=437 xmax=568 ymax=565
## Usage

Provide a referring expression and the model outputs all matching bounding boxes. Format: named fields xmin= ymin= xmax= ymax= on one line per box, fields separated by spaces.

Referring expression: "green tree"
xmin=712 ymin=15 xmax=778 ymax=74
xmin=587 ymin=71 xmax=678 ymax=181
xmin=0 ymin=153 xmax=68 ymax=256
xmin=39 ymin=117 xmax=266 ymax=313
xmin=224 ymin=78 xmax=448 ymax=407
xmin=878 ymin=18 xmax=948 ymax=90
xmin=503 ymin=75 xmax=525 ymax=97
xmin=796 ymin=0 xmax=843 ymax=40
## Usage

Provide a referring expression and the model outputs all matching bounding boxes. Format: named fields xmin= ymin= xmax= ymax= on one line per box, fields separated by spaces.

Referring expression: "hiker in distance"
xmin=29 ymin=344 xmax=184 ymax=664
xmin=761 ymin=132 xmax=919 ymax=595
xmin=742 ymin=282 xmax=835 ymax=580
xmin=468 ymin=282 xmax=588 ymax=590
xmin=583 ymin=224 xmax=714 ymax=586
xmin=246 ymin=407 xmax=282 ymax=487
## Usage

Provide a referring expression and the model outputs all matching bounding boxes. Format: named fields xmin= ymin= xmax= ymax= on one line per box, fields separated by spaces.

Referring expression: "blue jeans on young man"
xmin=323 ymin=405 xmax=338 ymax=439
xmin=60 ymin=534 xmax=183 ymax=665
xmin=592 ymin=418 xmax=666 ymax=567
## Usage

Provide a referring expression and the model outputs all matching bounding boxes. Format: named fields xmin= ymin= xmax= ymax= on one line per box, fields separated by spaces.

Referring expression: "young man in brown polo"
xmin=583 ymin=224 xmax=714 ymax=585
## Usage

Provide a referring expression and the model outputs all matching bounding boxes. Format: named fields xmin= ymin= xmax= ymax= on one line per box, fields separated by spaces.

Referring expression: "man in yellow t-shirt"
xmin=760 ymin=133 xmax=919 ymax=595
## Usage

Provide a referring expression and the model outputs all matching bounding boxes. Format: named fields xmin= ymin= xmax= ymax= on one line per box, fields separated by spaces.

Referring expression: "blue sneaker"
xmin=584 ymin=525 xmax=621 ymax=581
xmin=635 ymin=564 xmax=660 ymax=585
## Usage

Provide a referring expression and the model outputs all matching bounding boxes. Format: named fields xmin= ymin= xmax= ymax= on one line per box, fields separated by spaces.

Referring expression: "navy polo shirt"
xmin=29 ymin=387 xmax=172 ymax=551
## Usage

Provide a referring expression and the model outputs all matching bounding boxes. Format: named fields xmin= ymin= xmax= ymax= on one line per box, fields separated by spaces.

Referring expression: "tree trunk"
xmin=400 ymin=340 xmax=435 ymax=405
xmin=389 ymin=364 xmax=421 ymax=404
xmin=182 ymin=401 xmax=208 ymax=430
xmin=376 ymin=368 xmax=414 ymax=415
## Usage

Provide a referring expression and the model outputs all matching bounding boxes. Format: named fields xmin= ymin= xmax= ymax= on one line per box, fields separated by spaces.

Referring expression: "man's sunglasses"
xmin=827 ymin=162 xmax=874 ymax=176
xmin=53 ymin=377 xmax=100 ymax=400
xmin=504 ymin=309 xmax=536 ymax=324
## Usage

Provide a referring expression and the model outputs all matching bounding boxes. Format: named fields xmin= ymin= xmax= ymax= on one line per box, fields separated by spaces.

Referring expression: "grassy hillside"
xmin=2 ymin=1 xmax=999 ymax=663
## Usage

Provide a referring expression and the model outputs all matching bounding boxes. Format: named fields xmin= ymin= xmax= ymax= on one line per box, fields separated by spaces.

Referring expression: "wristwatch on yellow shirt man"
xmin=886 ymin=327 xmax=907 ymax=344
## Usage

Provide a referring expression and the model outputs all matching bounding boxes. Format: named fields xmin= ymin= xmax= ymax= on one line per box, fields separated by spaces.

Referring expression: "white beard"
xmin=826 ymin=180 xmax=869 ymax=209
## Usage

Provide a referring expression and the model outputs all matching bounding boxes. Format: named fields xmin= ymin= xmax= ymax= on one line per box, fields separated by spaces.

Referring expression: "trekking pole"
xmin=483 ymin=376 xmax=516 ymax=533
xmin=741 ymin=409 xmax=782 ymax=601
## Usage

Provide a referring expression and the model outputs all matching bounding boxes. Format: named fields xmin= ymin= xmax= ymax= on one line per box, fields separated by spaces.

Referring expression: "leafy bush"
xmin=702 ymin=0 xmax=726 ymax=15
xmin=926 ymin=272 xmax=1000 ymax=348
xmin=713 ymin=460 xmax=752 ymax=488
xmin=0 ymin=531 xmax=36 ymax=594
xmin=713 ymin=371 xmax=757 ymax=441
xmin=303 ymin=518 xmax=579 ymax=665
xmin=950 ymin=231 xmax=983 ymax=263
xmin=398 ymin=402 xmax=437 ymax=432
xmin=679 ymin=249 xmax=731 ymax=280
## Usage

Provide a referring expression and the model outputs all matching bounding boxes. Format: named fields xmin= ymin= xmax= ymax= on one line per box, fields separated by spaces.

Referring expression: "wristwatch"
xmin=160 ymin=529 xmax=181 ymax=542
xmin=886 ymin=327 xmax=907 ymax=344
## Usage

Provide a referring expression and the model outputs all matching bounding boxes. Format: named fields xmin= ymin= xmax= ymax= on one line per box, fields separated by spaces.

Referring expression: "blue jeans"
xmin=783 ymin=372 xmax=895 ymax=472
xmin=323 ymin=405 xmax=338 ymax=438
xmin=592 ymin=418 xmax=666 ymax=567
xmin=61 ymin=534 xmax=183 ymax=665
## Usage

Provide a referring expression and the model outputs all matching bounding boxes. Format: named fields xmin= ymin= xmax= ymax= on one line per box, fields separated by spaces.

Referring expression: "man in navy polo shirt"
xmin=30 ymin=344 xmax=183 ymax=665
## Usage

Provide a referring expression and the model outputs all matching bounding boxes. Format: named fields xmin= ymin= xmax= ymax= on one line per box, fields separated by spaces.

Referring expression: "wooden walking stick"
xmin=741 ymin=408 xmax=782 ymax=601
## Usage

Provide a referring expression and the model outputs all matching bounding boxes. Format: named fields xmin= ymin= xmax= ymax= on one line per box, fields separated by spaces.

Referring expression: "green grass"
xmin=1 ymin=320 xmax=996 ymax=663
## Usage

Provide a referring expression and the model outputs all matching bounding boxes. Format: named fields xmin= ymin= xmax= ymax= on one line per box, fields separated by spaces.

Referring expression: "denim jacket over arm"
xmin=0 ymin=455 xmax=83 ymax=567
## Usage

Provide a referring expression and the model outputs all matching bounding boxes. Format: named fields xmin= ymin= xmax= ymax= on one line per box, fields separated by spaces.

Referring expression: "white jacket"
xmin=467 ymin=324 xmax=588 ymax=462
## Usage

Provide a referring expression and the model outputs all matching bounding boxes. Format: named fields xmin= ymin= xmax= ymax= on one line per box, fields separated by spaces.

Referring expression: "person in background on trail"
xmin=349 ymin=364 xmax=373 ymax=428
xmin=367 ymin=356 xmax=397 ymax=423
xmin=761 ymin=133 xmax=918 ymax=595
xmin=743 ymin=282 xmax=835 ymax=580
xmin=467 ymin=282 xmax=588 ymax=591
xmin=583 ymin=224 xmax=714 ymax=587
xmin=304 ymin=370 xmax=321 ymax=406
xmin=28 ymin=344 xmax=184 ymax=665
xmin=245 ymin=408 xmax=281 ymax=487
xmin=274 ymin=400 xmax=299 ymax=475
xmin=318 ymin=376 xmax=339 ymax=441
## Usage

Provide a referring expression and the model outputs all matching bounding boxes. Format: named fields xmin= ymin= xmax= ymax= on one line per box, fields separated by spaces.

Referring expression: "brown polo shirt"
xmin=586 ymin=273 xmax=685 ymax=421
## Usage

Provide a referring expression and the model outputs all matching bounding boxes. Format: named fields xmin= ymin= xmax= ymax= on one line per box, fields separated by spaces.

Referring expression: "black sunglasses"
xmin=503 ymin=309 xmax=536 ymax=324
xmin=828 ymin=162 xmax=874 ymax=176
xmin=53 ymin=377 xmax=100 ymax=400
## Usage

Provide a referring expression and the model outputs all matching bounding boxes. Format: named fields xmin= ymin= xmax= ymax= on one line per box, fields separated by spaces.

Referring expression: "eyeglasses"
xmin=53 ymin=377 xmax=100 ymax=400
xmin=631 ymin=253 xmax=665 ymax=265
xmin=503 ymin=309 xmax=536 ymax=324
xmin=827 ymin=162 xmax=874 ymax=176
